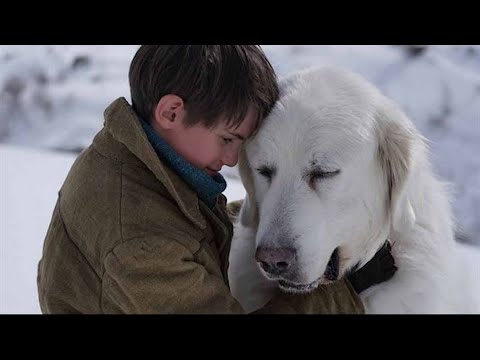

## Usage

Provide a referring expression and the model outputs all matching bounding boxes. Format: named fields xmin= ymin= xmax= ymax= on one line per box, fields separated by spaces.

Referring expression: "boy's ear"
xmin=153 ymin=94 xmax=186 ymax=130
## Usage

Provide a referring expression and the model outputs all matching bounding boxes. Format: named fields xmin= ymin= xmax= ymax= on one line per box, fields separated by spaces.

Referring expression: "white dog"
xmin=228 ymin=67 xmax=480 ymax=314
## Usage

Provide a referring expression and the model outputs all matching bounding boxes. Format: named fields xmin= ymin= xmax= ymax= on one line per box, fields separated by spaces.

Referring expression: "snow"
xmin=1 ymin=45 xmax=479 ymax=314
xmin=1 ymin=145 xmax=76 ymax=313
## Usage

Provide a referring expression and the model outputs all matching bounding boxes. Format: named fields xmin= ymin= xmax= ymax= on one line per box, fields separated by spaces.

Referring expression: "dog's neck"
xmin=346 ymin=239 xmax=396 ymax=294
xmin=351 ymin=239 xmax=392 ymax=274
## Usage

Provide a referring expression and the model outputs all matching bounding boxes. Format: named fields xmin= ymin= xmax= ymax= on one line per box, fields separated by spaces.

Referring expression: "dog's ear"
xmin=376 ymin=100 xmax=417 ymax=233
xmin=237 ymin=145 xmax=259 ymax=228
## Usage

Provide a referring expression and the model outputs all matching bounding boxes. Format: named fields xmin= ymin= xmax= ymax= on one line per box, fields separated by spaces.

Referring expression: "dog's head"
xmin=239 ymin=67 xmax=421 ymax=293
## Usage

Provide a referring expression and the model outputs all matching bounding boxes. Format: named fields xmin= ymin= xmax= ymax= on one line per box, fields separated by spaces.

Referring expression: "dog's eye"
xmin=310 ymin=169 xmax=340 ymax=180
xmin=308 ymin=169 xmax=340 ymax=189
xmin=257 ymin=166 xmax=274 ymax=180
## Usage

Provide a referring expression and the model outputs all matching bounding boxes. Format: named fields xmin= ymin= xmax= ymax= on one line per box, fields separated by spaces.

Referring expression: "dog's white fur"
xmin=228 ymin=67 xmax=480 ymax=314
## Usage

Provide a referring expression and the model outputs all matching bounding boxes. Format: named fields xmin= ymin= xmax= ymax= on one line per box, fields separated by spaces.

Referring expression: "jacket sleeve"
xmin=102 ymin=235 xmax=364 ymax=314
xmin=102 ymin=236 xmax=245 ymax=314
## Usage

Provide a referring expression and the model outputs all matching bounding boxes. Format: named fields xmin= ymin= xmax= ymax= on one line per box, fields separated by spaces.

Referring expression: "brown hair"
xmin=129 ymin=45 xmax=279 ymax=130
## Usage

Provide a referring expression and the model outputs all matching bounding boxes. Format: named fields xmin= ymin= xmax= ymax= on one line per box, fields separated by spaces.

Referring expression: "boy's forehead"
xmin=219 ymin=107 xmax=258 ymax=133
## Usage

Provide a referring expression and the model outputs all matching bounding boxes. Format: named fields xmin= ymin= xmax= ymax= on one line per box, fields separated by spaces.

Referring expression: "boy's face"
xmin=165 ymin=107 xmax=257 ymax=176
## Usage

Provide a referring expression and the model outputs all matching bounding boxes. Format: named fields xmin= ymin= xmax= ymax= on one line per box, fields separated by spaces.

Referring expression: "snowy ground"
xmin=1 ymin=145 xmax=78 ymax=313
xmin=1 ymin=45 xmax=479 ymax=314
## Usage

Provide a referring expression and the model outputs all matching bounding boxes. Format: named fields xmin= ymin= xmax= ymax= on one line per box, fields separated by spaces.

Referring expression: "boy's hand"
xmin=346 ymin=241 xmax=397 ymax=294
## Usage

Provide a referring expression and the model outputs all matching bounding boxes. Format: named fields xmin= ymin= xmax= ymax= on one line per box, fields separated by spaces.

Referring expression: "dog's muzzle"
xmin=277 ymin=247 xmax=340 ymax=293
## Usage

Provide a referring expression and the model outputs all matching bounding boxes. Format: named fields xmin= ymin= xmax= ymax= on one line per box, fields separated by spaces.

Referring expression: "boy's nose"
xmin=222 ymin=149 xmax=239 ymax=167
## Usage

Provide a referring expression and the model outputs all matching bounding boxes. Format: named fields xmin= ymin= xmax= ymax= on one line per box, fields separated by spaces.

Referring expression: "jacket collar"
xmin=103 ymin=97 xmax=206 ymax=230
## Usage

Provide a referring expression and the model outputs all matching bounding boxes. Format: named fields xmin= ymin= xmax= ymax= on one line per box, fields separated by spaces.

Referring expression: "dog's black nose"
xmin=255 ymin=247 xmax=296 ymax=276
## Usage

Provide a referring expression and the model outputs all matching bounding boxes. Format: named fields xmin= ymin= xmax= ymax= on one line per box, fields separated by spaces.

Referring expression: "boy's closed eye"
xmin=222 ymin=137 xmax=234 ymax=144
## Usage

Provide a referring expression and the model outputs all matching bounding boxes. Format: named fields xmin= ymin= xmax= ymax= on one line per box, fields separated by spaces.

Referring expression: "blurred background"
xmin=1 ymin=45 xmax=479 ymax=314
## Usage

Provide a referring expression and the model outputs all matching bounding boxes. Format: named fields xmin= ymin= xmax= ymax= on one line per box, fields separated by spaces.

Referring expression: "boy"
xmin=37 ymin=45 xmax=394 ymax=314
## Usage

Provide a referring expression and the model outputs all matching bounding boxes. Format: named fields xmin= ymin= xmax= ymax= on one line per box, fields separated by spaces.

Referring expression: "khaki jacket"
xmin=37 ymin=98 xmax=364 ymax=314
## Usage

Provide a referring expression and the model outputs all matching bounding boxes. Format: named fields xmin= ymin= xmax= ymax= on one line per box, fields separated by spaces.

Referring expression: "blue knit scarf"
xmin=140 ymin=119 xmax=227 ymax=208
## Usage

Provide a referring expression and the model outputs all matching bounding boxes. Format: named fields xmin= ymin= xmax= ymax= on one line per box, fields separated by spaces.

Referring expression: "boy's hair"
xmin=129 ymin=45 xmax=279 ymax=130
